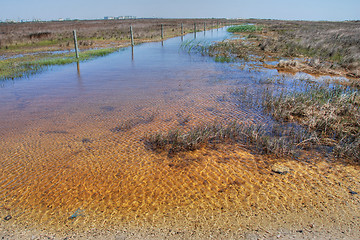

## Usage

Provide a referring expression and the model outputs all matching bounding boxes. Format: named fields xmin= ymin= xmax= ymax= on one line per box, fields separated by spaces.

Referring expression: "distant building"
xmin=116 ymin=16 xmax=136 ymax=20
xmin=104 ymin=16 xmax=115 ymax=20
xmin=58 ymin=18 xmax=64 ymax=21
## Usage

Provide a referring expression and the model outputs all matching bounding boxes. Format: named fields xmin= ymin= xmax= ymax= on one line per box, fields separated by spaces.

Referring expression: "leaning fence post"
xmin=161 ymin=24 xmax=164 ymax=39
xmin=73 ymin=30 xmax=79 ymax=59
xmin=204 ymin=22 xmax=206 ymax=31
xmin=130 ymin=26 xmax=134 ymax=46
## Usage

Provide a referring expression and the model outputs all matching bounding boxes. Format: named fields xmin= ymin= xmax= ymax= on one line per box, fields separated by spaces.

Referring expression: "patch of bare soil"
xmin=265 ymin=59 xmax=348 ymax=78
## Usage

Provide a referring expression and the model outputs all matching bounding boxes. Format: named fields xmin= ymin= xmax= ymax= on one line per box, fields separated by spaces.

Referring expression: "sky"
xmin=1 ymin=0 xmax=359 ymax=21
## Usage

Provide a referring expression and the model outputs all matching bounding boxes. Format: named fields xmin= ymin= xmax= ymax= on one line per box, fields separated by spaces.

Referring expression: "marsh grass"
xmin=144 ymin=121 xmax=311 ymax=157
xmin=246 ymin=20 xmax=360 ymax=76
xmin=0 ymin=48 xmax=118 ymax=80
xmin=263 ymin=83 xmax=360 ymax=161
xmin=180 ymin=40 xmax=211 ymax=55
xmin=181 ymin=39 xmax=254 ymax=63
xmin=227 ymin=25 xmax=263 ymax=33
xmin=148 ymin=76 xmax=359 ymax=161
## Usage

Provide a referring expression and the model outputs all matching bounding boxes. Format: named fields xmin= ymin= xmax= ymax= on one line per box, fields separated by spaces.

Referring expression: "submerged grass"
xmin=0 ymin=48 xmax=118 ymax=80
xmin=180 ymin=39 xmax=211 ymax=55
xmin=111 ymin=112 xmax=157 ymax=133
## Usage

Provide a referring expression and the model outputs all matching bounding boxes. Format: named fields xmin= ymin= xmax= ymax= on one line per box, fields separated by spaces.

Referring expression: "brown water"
xmin=0 ymin=28 xmax=359 ymax=237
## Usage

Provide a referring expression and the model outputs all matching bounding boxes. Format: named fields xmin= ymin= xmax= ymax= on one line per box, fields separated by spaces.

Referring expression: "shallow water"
xmin=0 ymin=27 xmax=359 ymax=235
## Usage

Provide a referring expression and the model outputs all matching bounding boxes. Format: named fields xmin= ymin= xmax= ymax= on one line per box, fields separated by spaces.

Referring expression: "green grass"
xmin=227 ymin=25 xmax=263 ymax=33
xmin=0 ymin=48 xmax=118 ymax=80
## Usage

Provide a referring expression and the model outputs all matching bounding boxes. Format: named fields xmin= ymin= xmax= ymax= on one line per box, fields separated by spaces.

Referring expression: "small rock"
xmin=349 ymin=189 xmax=358 ymax=195
xmin=4 ymin=215 xmax=12 ymax=221
xmin=271 ymin=163 xmax=290 ymax=175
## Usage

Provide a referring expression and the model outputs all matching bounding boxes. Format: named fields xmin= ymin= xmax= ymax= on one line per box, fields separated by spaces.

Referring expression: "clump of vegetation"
xmin=263 ymin=83 xmax=360 ymax=161
xmin=227 ymin=25 xmax=263 ymax=33
xmin=0 ymin=48 xmax=118 ymax=80
xmin=145 ymin=121 xmax=311 ymax=156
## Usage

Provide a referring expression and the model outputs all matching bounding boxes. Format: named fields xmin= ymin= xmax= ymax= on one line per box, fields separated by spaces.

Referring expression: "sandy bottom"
xmin=0 ymin=75 xmax=359 ymax=239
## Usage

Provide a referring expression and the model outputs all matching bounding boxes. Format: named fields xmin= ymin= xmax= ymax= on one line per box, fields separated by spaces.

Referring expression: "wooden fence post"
xmin=204 ymin=22 xmax=206 ymax=31
xmin=161 ymin=24 xmax=164 ymax=39
xmin=194 ymin=23 xmax=197 ymax=38
xmin=130 ymin=26 xmax=134 ymax=46
xmin=181 ymin=23 xmax=183 ymax=35
xmin=73 ymin=30 xmax=79 ymax=59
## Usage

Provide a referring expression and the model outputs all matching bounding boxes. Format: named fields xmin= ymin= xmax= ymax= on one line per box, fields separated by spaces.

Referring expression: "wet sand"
xmin=0 ymin=80 xmax=359 ymax=239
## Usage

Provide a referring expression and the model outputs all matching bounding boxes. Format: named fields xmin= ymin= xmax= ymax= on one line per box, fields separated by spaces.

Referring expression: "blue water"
xmin=0 ymin=26 xmax=347 ymax=134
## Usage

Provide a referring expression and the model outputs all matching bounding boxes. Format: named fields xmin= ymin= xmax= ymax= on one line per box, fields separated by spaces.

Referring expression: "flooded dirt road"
xmin=0 ymin=28 xmax=359 ymax=239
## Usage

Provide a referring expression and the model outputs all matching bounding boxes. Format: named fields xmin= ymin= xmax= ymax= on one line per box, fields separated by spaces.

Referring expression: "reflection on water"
xmin=131 ymin=46 xmax=134 ymax=61
xmin=0 ymin=27 xmax=359 ymax=236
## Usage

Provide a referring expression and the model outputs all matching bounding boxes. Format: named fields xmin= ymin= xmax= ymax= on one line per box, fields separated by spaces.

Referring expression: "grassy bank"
xmin=218 ymin=20 xmax=360 ymax=78
xmin=0 ymin=48 xmax=118 ymax=80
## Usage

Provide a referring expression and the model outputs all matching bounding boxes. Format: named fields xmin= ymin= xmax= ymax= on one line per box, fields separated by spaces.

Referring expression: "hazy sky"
xmin=1 ymin=0 xmax=359 ymax=21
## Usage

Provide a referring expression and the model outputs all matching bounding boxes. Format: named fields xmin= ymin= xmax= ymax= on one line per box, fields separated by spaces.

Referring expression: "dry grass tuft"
xmin=144 ymin=121 xmax=311 ymax=157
